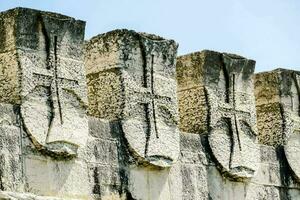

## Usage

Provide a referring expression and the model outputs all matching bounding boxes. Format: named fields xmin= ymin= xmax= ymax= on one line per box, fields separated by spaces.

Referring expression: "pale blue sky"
xmin=1 ymin=0 xmax=300 ymax=72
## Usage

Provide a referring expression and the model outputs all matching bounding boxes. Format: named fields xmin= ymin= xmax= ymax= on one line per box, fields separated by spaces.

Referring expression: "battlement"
xmin=0 ymin=7 xmax=300 ymax=200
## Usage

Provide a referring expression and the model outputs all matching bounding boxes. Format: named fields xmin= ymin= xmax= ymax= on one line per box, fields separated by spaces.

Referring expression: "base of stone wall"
xmin=0 ymin=191 xmax=82 ymax=200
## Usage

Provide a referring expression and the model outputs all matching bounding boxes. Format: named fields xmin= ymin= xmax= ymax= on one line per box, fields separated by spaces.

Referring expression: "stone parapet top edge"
xmin=255 ymin=67 xmax=300 ymax=75
xmin=177 ymin=49 xmax=249 ymax=60
xmin=0 ymin=7 xmax=85 ymax=24
xmin=86 ymin=28 xmax=177 ymax=47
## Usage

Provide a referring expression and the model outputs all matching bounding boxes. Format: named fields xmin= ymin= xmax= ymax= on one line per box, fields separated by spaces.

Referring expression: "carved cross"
xmin=207 ymin=55 xmax=259 ymax=178
xmin=32 ymin=35 xmax=78 ymax=125
xmin=218 ymin=73 xmax=252 ymax=158
xmin=135 ymin=54 xmax=171 ymax=155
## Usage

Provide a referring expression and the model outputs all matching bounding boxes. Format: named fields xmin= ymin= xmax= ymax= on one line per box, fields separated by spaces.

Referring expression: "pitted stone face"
xmin=207 ymin=53 xmax=259 ymax=179
xmin=0 ymin=8 xmax=89 ymax=158
xmin=255 ymin=69 xmax=300 ymax=181
xmin=122 ymin=34 xmax=179 ymax=167
xmin=281 ymin=72 xmax=300 ymax=181
xmin=85 ymin=30 xmax=180 ymax=167
xmin=177 ymin=51 xmax=259 ymax=179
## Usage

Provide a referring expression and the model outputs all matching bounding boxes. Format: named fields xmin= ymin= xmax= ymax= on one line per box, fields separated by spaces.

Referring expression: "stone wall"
xmin=0 ymin=7 xmax=300 ymax=200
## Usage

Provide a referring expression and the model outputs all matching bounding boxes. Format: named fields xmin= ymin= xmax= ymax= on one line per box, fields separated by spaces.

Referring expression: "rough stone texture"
xmin=85 ymin=29 xmax=180 ymax=168
xmin=1 ymin=7 xmax=300 ymax=200
xmin=176 ymin=53 xmax=208 ymax=134
xmin=177 ymin=132 xmax=300 ymax=200
xmin=254 ymin=70 xmax=285 ymax=146
xmin=0 ymin=7 xmax=90 ymax=200
xmin=177 ymin=50 xmax=260 ymax=180
xmin=0 ymin=103 xmax=23 ymax=192
xmin=86 ymin=118 xmax=126 ymax=200
xmin=255 ymin=69 xmax=300 ymax=182
xmin=0 ymin=7 xmax=89 ymax=158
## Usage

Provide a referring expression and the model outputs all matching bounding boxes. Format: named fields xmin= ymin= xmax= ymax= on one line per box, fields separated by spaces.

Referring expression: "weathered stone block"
xmin=255 ymin=69 xmax=300 ymax=182
xmin=128 ymin=166 xmax=173 ymax=200
xmin=177 ymin=50 xmax=259 ymax=180
xmin=176 ymin=52 xmax=208 ymax=134
xmin=254 ymin=70 xmax=285 ymax=146
xmin=2 ymin=6 xmax=300 ymax=200
xmin=0 ymin=8 xmax=89 ymax=158
xmin=0 ymin=103 xmax=23 ymax=192
xmin=245 ymin=184 xmax=280 ymax=200
xmin=24 ymin=156 xmax=89 ymax=199
xmin=182 ymin=165 xmax=209 ymax=200
xmin=85 ymin=29 xmax=180 ymax=168
xmin=88 ymin=117 xmax=112 ymax=139
xmin=180 ymin=133 xmax=208 ymax=165
xmin=86 ymin=138 xmax=119 ymax=164
xmin=88 ymin=164 xmax=122 ymax=199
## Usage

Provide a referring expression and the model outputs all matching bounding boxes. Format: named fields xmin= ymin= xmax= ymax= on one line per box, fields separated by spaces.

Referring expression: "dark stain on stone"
xmin=276 ymin=146 xmax=291 ymax=200
xmin=37 ymin=13 xmax=51 ymax=67
xmin=92 ymin=167 xmax=101 ymax=197
xmin=0 ymin=154 xmax=5 ymax=190
xmin=220 ymin=56 xmax=230 ymax=103
xmin=93 ymin=145 xmax=100 ymax=159
xmin=126 ymin=191 xmax=137 ymax=200
xmin=138 ymin=35 xmax=148 ymax=88
xmin=110 ymin=121 xmax=131 ymax=197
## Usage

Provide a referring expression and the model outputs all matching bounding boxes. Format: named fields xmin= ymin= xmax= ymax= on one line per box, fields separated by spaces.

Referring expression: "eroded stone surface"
xmin=1 ymin=6 xmax=300 ymax=200
xmin=85 ymin=29 xmax=180 ymax=168
xmin=0 ymin=8 xmax=89 ymax=158
xmin=255 ymin=69 xmax=300 ymax=181
xmin=254 ymin=70 xmax=284 ymax=146
xmin=0 ymin=103 xmax=23 ymax=192
xmin=176 ymin=52 xmax=207 ymax=134
xmin=177 ymin=50 xmax=260 ymax=180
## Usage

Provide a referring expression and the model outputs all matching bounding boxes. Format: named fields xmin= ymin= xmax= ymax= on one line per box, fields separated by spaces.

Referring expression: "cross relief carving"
xmin=217 ymin=73 xmax=253 ymax=152
xmin=207 ymin=56 xmax=259 ymax=179
xmin=121 ymin=37 xmax=179 ymax=168
xmin=20 ymin=18 xmax=88 ymax=158
xmin=284 ymin=72 xmax=300 ymax=181
xmin=134 ymin=54 xmax=173 ymax=141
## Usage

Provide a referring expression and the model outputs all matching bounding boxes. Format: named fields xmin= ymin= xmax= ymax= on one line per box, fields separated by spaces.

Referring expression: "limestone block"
xmin=177 ymin=50 xmax=259 ymax=180
xmin=128 ymin=166 xmax=172 ymax=200
xmin=252 ymin=145 xmax=281 ymax=186
xmin=180 ymin=133 xmax=208 ymax=165
xmin=0 ymin=103 xmax=23 ymax=192
xmin=254 ymin=70 xmax=284 ymax=146
xmin=86 ymin=138 xmax=118 ymax=165
xmin=176 ymin=52 xmax=208 ymax=134
xmin=0 ymin=190 xmax=83 ymax=200
xmin=0 ymin=10 xmax=19 ymax=104
xmin=168 ymin=162 xmax=183 ymax=200
xmin=181 ymin=165 xmax=209 ymax=200
xmin=245 ymin=184 xmax=280 ymax=200
xmin=178 ymin=134 xmax=209 ymax=200
xmin=255 ymin=69 xmax=300 ymax=181
xmin=85 ymin=29 xmax=180 ymax=168
xmin=0 ymin=51 xmax=20 ymax=103
xmin=289 ymin=189 xmax=300 ymax=200
xmin=24 ymin=155 xmax=89 ymax=199
xmin=207 ymin=166 xmax=249 ymax=200
xmin=88 ymin=164 xmax=123 ymax=199
xmin=252 ymin=163 xmax=281 ymax=186
xmin=88 ymin=117 xmax=113 ymax=139
xmin=0 ymin=8 xmax=89 ymax=158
